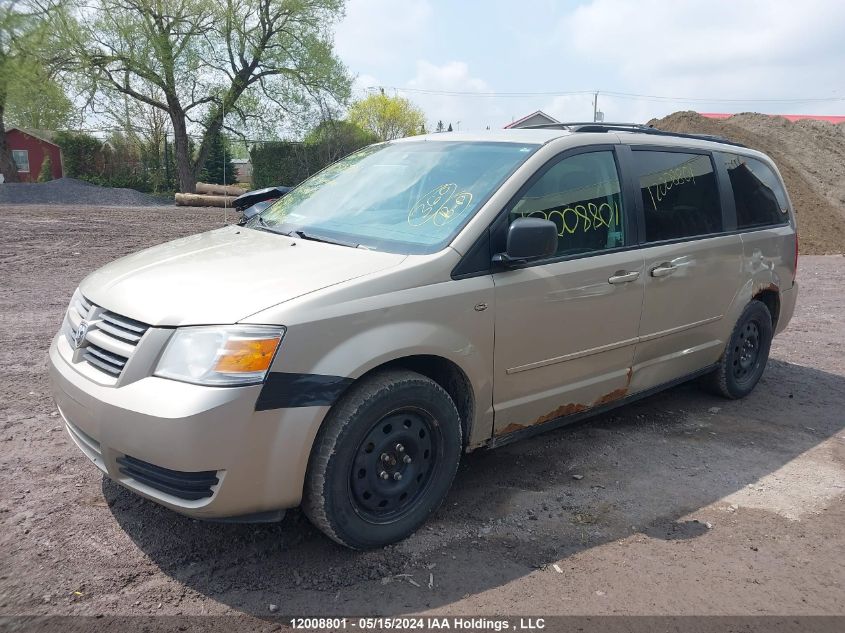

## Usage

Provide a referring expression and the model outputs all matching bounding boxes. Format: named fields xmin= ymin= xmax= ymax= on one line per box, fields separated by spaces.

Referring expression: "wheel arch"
xmin=724 ymin=274 xmax=782 ymax=338
xmin=335 ymin=354 xmax=476 ymax=450
xmin=751 ymin=287 xmax=780 ymax=331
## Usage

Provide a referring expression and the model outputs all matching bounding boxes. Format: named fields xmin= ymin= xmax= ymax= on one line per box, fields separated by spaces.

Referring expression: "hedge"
xmin=250 ymin=121 xmax=377 ymax=188
xmin=250 ymin=142 xmax=320 ymax=188
xmin=53 ymin=131 xmax=176 ymax=193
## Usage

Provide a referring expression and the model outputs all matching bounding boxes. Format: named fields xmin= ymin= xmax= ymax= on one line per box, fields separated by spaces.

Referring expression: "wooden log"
xmin=195 ymin=182 xmax=244 ymax=197
xmin=175 ymin=192 xmax=235 ymax=207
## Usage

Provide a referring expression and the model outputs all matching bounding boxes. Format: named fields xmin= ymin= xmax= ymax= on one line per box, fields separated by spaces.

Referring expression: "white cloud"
xmin=350 ymin=73 xmax=381 ymax=100
xmin=403 ymin=61 xmax=505 ymax=131
xmin=556 ymin=0 xmax=845 ymax=110
xmin=334 ymin=0 xmax=845 ymax=130
xmin=334 ymin=0 xmax=433 ymax=72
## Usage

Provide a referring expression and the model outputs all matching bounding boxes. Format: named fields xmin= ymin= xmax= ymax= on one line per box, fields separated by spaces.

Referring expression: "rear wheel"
xmin=704 ymin=300 xmax=773 ymax=399
xmin=303 ymin=369 xmax=462 ymax=549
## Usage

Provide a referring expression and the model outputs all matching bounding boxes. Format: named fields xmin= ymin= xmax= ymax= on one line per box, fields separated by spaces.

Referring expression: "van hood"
xmin=80 ymin=226 xmax=406 ymax=326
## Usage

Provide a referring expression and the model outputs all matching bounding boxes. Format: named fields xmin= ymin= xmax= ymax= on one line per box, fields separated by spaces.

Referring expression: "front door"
xmin=492 ymin=148 xmax=645 ymax=436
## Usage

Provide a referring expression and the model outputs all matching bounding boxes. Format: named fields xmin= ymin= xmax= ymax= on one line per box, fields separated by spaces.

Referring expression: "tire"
xmin=704 ymin=300 xmax=773 ymax=399
xmin=302 ymin=369 xmax=462 ymax=549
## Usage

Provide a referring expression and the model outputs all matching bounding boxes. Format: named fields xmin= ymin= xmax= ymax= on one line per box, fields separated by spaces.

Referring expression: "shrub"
xmin=54 ymin=131 xmax=103 ymax=181
xmin=37 ymin=154 xmax=53 ymax=182
xmin=53 ymin=131 xmax=162 ymax=192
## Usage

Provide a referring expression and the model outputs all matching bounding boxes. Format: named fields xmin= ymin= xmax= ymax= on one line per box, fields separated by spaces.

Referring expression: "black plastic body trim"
xmin=205 ymin=509 xmax=287 ymax=524
xmin=255 ymin=371 xmax=354 ymax=410
xmin=116 ymin=455 xmax=219 ymax=501
xmin=484 ymin=364 xmax=718 ymax=450
xmin=451 ymin=228 xmax=492 ymax=280
xmin=712 ymin=150 xmax=739 ymax=232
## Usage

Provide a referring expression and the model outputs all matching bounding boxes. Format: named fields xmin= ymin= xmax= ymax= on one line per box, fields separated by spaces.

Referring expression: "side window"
xmin=12 ymin=150 xmax=30 ymax=173
xmin=634 ymin=150 xmax=722 ymax=242
xmin=510 ymin=151 xmax=625 ymax=257
xmin=723 ymin=154 xmax=789 ymax=229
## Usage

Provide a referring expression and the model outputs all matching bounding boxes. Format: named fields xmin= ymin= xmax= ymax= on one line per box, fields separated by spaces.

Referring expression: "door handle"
xmin=650 ymin=263 xmax=677 ymax=278
xmin=608 ymin=270 xmax=640 ymax=284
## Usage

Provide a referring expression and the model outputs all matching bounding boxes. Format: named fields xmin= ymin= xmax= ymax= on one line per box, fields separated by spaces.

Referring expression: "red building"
xmin=5 ymin=128 xmax=64 ymax=182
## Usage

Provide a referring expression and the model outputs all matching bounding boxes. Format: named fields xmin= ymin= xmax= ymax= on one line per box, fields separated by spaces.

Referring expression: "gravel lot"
xmin=0 ymin=178 xmax=167 ymax=207
xmin=1 ymin=205 xmax=843 ymax=622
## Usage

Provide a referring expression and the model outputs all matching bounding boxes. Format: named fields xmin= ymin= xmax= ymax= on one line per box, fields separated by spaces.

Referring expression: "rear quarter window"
xmin=723 ymin=154 xmax=789 ymax=229
xmin=633 ymin=150 xmax=722 ymax=242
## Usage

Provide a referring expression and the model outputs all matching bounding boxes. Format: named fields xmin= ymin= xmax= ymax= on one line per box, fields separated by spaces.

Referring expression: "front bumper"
xmin=48 ymin=333 xmax=328 ymax=519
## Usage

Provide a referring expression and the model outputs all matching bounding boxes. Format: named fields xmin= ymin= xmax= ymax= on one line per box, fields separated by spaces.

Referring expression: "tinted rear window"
xmin=633 ymin=150 xmax=722 ymax=242
xmin=723 ymin=154 xmax=789 ymax=229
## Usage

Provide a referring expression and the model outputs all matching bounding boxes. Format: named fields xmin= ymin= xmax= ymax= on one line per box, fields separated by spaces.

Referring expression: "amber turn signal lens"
xmin=214 ymin=337 xmax=281 ymax=373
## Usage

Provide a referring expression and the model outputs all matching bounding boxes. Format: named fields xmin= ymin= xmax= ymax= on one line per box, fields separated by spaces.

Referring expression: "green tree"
xmin=0 ymin=1 xmax=59 ymax=182
xmin=5 ymin=60 xmax=76 ymax=130
xmin=199 ymin=131 xmax=236 ymax=185
xmin=37 ymin=152 xmax=52 ymax=181
xmin=60 ymin=0 xmax=350 ymax=192
xmin=347 ymin=93 xmax=426 ymax=141
xmin=304 ymin=119 xmax=376 ymax=158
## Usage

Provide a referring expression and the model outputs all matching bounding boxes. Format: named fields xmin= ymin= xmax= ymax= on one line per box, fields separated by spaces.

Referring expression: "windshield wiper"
xmin=249 ymin=215 xmax=291 ymax=236
xmin=290 ymin=230 xmax=359 ymax=248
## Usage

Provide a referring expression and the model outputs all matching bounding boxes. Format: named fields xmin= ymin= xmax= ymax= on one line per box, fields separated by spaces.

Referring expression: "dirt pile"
xmin=649 ymin=111 xmax=845 ymax=255
xmin=0 ymin=177 xmax=164 ymax=207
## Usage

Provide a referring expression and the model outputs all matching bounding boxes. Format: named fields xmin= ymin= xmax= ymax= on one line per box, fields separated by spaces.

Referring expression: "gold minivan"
xmin=49 ymin=124 xmax=798 ymax=548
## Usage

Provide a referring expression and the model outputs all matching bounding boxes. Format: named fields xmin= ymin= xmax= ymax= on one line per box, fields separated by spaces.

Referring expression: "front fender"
xmin=251 ymin=274 xmax=497 ymax=449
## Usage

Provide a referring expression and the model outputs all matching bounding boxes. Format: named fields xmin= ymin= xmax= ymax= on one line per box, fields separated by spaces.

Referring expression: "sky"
xmin=332 ymin=0 xmax=845 ymax=130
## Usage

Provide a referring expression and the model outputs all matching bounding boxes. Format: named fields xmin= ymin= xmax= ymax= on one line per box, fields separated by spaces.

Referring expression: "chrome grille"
xmin=83 ymin=343 xmax=128 ymax=376
xmin=72 ymin=293 xmax=92 ymax=317
xmin=98 ymin=311 xmax=148 ymax=344
xmin=65 ymin=290 xmax=150 ymax=379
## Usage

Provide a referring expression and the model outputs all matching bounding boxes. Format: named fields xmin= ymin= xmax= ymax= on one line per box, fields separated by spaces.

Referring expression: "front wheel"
xmin=704 ymin=300 xmax=773 ymax=399
xmin=303 ymin=369 xmax=462 ymax=549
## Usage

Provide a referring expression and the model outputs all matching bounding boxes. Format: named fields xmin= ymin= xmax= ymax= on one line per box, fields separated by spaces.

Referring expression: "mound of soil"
xmin=0 ymin=177 xmax=164 ymax=207
xmin=649 ymin=111 xmax=845 ymax=255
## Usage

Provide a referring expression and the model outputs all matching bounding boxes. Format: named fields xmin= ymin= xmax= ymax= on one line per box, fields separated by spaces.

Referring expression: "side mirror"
xmin=233 ymin=185 xmax=291 ymax=211
xmin=494 ymin=217 xmax=558 ymax=266
xmin=237 ymin=200 xmax=274 ymax=226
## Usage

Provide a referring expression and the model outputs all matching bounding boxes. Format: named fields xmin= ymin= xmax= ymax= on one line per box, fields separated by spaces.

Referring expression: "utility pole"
xmin=593 ymin=91 xmax=599 ymax=123
xmin=222 ymin=100 xmax=228 ymax=224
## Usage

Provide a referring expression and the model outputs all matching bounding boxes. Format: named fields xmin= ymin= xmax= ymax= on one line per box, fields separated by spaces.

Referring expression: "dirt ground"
xmin=1 ymin=205 xmax=843 ymax=622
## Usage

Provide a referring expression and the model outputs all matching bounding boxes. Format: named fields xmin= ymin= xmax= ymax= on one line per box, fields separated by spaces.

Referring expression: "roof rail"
xmin=521 ymin=121 xmax=746 ymax=148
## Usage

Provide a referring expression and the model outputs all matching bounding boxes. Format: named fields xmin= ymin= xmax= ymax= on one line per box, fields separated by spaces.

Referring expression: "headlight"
xmin=155 ymin=325 xmax=285 ymax=386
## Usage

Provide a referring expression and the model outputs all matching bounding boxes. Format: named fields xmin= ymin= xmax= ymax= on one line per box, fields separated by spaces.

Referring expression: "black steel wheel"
xmin=732 ymin=320 xmax=761 ymax=384
xmin=303 ymin=369 xmax=462 ymax=549
xmin=704 ymin=300 xmax=773 ymax=399
xmin=349 ymin=408 xmax=438 ymax=522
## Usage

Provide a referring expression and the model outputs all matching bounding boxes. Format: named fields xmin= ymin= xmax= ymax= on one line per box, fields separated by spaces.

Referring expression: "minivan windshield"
xmin=252 ymin=140 xmax=538 ymax=254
